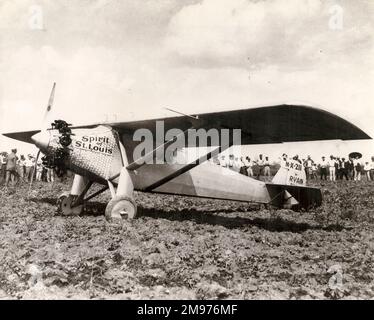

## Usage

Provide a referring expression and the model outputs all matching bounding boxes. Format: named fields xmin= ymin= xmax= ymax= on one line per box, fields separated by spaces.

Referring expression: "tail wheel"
xmin=57 ymin=192 xmax=83 ymax=216
xmin=105 ymin=195 xmax=137 ymax=222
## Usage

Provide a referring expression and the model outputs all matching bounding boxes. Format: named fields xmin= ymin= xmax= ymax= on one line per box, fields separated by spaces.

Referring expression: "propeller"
xmin=29 ymin=82 xmax=55 ymax=189
xmin=28 ymin=83 xmax=73 ymax=189
xmin=43 ymin=82 xmax=56 ymax=128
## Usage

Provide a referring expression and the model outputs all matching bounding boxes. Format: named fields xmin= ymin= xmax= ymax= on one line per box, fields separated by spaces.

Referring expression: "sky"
xmin=0 ymin=0 xmax=373 ymax=161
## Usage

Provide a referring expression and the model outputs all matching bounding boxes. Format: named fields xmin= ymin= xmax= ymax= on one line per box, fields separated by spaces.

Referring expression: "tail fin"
xmin=268 ymin=159 xmax=321 ymax=210
xmin=272 ymin=159 xmax=306 ymax=186
xmin=266 ymin=183 xmax=322 ymax=210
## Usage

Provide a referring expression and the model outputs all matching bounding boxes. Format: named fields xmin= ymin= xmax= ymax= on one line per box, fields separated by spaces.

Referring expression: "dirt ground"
xmin=0 ymin=179 xmax=373 ymax=300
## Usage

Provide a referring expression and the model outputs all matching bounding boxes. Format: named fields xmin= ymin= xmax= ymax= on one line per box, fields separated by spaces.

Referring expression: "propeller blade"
xmin=42 ymin=82 xmax=56 ymax=128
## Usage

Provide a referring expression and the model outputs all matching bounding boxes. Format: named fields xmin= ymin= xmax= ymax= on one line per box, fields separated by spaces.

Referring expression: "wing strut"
xmin=127 ymin=128 xmax=191 ymax=171
xmin=143 ymin=146 xmax=222 ymax=192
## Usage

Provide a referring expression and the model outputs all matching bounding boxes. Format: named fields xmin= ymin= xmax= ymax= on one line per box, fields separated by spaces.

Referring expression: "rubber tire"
xmin=105 ymin=195 xmax=137 ymax=222
xmin=57 ymin=192 xmax=83 ymax=216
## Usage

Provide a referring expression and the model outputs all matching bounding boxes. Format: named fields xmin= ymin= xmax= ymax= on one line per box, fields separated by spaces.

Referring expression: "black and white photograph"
xmin=0 ymin=0 xmax=373 ymax=303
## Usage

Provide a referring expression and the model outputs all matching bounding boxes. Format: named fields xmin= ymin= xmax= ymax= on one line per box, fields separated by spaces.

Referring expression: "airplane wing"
xmin=3 ymin=104 xmax=370 ymax=145
xmin=2 ymin=130 xmax=41 ymax=144
xmin=106 ymin=104 xmax=371 ymax=144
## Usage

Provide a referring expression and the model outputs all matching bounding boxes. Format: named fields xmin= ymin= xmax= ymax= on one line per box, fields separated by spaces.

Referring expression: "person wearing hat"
xmin=340 ymin=157 xmax=349 ymax=180
xmin=279 ymin=153 xmax=288 ymax=168
xmin=305 ymin=155 xmax=313 ymax=180
xmin=353 ymin=157 xmax=362 ymax=181
xmin=264 ymin=156 xmax=271 ymax=181
xmin=36 ymin=158 xmax=43 ymax=182
xmin=311 ymin=162 xmax=318 ymax=180
xmin=25 ymin=154 xmax=35 ymax=182
xmin=5 ymin=148 xmax=18 ymax=187
xmin=335 ymin=157 xmax=341 ymax=180
xmin=245 ymin=156 xmax=254 ymax=177
xmin=239 ymin=156 xmax=247 ymax=175
xmin=320 ymin=156 xmax=328 ymax=180
xmin=327 ymin=155 xmax=336 ymax=181
xmin=293 ymin=154 xmax=302 ymax=164
xmin=228 ymin=154 xmax=235 ymax=169
xmin=256 ymin=154 xmax=265 ymax=180
xmin=219 ymin=155 xmax=227 ymax=168
xmin=17 ymin=154 xmax=26 ymax=182
xmin=347 ymin=157 xmax=354 ymax=180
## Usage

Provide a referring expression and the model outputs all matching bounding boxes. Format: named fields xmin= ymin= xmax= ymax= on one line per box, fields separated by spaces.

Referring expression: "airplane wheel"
xmin=105 ymin=196 xmax=137 ymax=222
xmin=57 ymin=192 xmax=83 ymax=216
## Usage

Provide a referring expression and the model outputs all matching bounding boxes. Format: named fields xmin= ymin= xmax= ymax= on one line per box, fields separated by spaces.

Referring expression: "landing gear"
xmin=57 ymin=192 xmax=83 ymax=216
xmin=55 ymin=138 xmax=138 ymax=221
xmin=105 ymin=147 xmax=136 ymax=222
xmin=105 ymin=195 xmax=137 ymax=221
xmin=57 ymin=174 xmax=90 ymax=216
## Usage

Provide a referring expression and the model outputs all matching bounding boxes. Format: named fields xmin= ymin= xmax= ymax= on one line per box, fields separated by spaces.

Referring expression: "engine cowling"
xmin=32 ymin=124 xmax=123 ymax=183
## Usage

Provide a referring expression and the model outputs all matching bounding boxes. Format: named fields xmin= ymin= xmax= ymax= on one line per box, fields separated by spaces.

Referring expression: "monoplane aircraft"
xmin=3 ymin=84 xmax=371 ymax=221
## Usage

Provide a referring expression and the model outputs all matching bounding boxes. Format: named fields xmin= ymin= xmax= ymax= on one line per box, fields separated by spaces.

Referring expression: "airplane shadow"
xmin=137 ymin=207 xmax=345 ymax=233
xmin=28 ymin=197 xmax=57 ymax=205
xmin=28 ymin=197 xmax=345 ymax=233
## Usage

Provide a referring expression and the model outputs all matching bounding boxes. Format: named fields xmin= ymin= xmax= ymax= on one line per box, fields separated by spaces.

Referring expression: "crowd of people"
xmin=303 ymin=154 xmax=374 ymax=181
xmin=211 ymin=153 xmax=273 ymax=181
xmin=212 ymin=153 xmax=374 ymax=182
xmin=1 ymin=147 xmax=373 ymax=188
xmin=0 ymin=148 xmax=55 ymax=187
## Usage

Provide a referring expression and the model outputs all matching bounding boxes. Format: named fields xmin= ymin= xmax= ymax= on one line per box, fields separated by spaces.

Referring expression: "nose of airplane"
xmin=31 ymin=131 xmax=51 ymax=151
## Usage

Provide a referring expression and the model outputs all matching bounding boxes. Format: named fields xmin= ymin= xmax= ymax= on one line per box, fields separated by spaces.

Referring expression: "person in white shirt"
xmin=36 ymin=160 xmax=43 ymax=182
xmin=234 ymin=156 xmax=241 ymax=172
xmin=327 ymin=155 xmax=336 ymax=181
xmin=312 ymin=163 xmax=318 ymax=180
xmin=228 ymin=154 xmax=235 ymax=170
xmin=219 ymin=155 xmax=227 ymax=168
xmin=364 ymin=162 xmax=371 ymax=181
xmin=256 ymin=154 xmax=265 ymax=180
xmin=17 ymin=155 xmax=26 ymax=181
xmin=25 ymin=154 xmax=35 ymax=182
xmin=320 ymin=156 xmax=328 ymax=180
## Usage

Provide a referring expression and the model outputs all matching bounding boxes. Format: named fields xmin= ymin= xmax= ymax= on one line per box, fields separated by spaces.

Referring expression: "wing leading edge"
xmin=107 ymin=104 xmax=371 ymax=144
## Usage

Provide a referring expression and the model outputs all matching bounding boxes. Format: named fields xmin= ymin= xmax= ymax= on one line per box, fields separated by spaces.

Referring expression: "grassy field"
xmin=0 ymin=179 xmax=373 ymax=299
